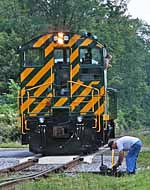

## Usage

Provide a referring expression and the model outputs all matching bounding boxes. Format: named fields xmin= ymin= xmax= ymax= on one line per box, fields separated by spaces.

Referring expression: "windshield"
xmin=54 ymin=48 xmax=70 ymax=64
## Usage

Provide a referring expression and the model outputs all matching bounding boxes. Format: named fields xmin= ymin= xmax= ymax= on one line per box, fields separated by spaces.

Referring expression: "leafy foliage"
xmin=0 ymin=80 xmax=20 ymax=142
xmin=0 ymin=0 xmax=150 ymax=142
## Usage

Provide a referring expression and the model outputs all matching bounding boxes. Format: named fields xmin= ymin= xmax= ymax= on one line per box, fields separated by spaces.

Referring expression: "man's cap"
xmin=108 ymin=140 xmax=114 ymax=150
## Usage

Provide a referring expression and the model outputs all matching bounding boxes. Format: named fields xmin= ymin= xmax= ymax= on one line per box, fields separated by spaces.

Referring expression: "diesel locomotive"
xmin=18 ymin=32 xmax=117 ymax=155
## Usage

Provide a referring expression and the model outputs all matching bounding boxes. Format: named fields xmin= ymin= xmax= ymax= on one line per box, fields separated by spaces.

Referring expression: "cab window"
xmin=91 ymin=48 xmax=102 ymax=64
xmin=23 ymin=48 xmax=42 ymax=67
xmin=54 ymin=48 xmax=70 ymax=64
xmin=79 ymin=47 xmax=102 ymax=64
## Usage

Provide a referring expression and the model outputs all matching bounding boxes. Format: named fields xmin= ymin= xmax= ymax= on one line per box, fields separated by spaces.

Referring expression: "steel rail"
xmin=0 ymin=156 xmax=82 ymax=189
xmin=0 ymin=154 xmax=42 ymax=174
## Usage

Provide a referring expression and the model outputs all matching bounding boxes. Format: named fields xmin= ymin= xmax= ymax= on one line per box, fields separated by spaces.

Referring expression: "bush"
xmin=0 ymin=79 xmax=20 ymax=143
xmin=116 ymin=106 xmax=145 ymax=134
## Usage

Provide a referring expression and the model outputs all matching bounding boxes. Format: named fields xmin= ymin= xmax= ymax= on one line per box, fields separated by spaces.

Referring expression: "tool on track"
xmin=99 ymin=154 xmax=108 ymax=174
xmin=99 ymin=150 xmax=124 ymax=177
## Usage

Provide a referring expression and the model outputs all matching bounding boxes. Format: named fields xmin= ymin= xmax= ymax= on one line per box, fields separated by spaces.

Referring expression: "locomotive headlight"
xmin=58 ymin=32 xmax=64 ymax=38
xmin=64 ymin=35 xmax=69 ymax=42
xmin=57 ymin=32 xmax=64 ymax=44
xmin=93 ymin=35 xmax=98 ymax=40
xmin=57 ymin=37 xmax=64 ymax=44
xmin=39 ymin=117 xmax=45 ymax=124
xmin=77 ymin=116 xmax=83 ymax=123
xmin=54 ymin=36 xmax=58 ymax=42
xmin=53 ymin=33 xmax=69 ymax=44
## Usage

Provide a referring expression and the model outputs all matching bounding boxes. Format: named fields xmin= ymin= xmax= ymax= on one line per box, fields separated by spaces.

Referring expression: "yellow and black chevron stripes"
xmin=95 ymin=104 xmax=105 ymax=115
xmin=45 ymin=42 xmax=54 ymax=57
xmin=19 ymin=32 xmax=108 ymax=137
xmin=68 ymin=34 xmax=81 ymax=47
xmin=54 ymin=97 xmax=68 ymax=107
xmin=80 ymin=96 xmax=100 ymax=114
xmin=80 ymin=86 xmax=105 ymax=114
xmin=70 ymin=38 xmax=93 ymax=65
xmin=71 ymin=80 xmax=84 ymax=95
xmin=54 ymin=34 xmax=81 ymax=49
xmin=26 ymin=58 xmax=54 ymax=87
xmin=33 ymin=34 xmax=52 ymax=48
xmin=70 ymin=81 xmax=100 ymax=111
xmin=20 ymin=33 xmax=81 ymax=116
xmin=20 ymin=33 xmax=104 ymax=118
xmin=52 ymin=82 xmax=103 ymax=113
xmin=21 ymin=68 xmax=35 ymax=83
xmin=70 ymin=37 xmax=96 ymax=82
xmin=30 ymin=93 xmax=52 ymax=116
xmin=70 ymin=48 xmax=78 ymax=63
xmin=71 ymin=63 xmax=80 ymax=79
xmin=20 ymin=88 xmax=26 ymax=98
xmin=20 ymin=54 xmax=54 ymax=114
xmin=80 ymin=38 xmax=93 ymax=46
xmin=20 ymin=74 xmax=54 ymax=114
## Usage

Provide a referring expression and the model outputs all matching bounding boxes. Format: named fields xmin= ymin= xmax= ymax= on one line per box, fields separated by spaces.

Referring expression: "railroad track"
xmin=0 ymin=156 xmax=83 ymax=190
xmin=0 ymin=146 xmax=116 ymax=189
xmin=0 ymin=146 xmax=109 ymax=174
xmin=0 ymin=154 xmax=42 ymax=174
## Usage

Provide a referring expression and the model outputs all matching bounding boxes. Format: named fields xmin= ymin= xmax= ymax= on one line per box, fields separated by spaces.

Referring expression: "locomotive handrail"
xmin=19 ymin=90 xmax=26 ymax=134
xmin=25 ymin=82 xmax=53 ymax=91
xmin=23 ymin=82 xmax=53 ymax=114
xmin=21 ymin=80 xmax=101 ymax=132
xmin=68 ymin=80 xmax=100 ymax=96
xmin=68 ymin=80 xmax=101 ymax=132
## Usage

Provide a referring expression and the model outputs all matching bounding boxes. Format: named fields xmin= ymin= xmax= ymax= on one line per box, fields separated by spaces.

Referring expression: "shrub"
xmin=0 ymin=79 xmax=20 ymax=143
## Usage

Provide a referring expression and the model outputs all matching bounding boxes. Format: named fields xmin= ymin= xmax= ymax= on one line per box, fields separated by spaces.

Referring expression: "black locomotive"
xmin=18 ymin=32 xmax=117 ymax=155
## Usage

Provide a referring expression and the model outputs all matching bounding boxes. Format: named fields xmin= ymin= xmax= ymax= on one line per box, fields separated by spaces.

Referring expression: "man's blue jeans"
xmin=126 ymin=141 xmax=142 ymax=173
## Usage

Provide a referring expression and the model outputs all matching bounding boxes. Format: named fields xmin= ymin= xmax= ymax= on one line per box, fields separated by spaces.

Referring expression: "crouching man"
xmin=108 ymin=136 xmax=142 ymax=174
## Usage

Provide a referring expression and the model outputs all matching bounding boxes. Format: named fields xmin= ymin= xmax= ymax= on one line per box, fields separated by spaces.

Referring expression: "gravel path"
xmin=0 ymin=147 xmax=149 ymax=172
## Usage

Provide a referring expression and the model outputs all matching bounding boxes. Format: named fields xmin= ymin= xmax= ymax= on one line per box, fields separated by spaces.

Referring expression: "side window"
xmin=80 ymin=48 xmax=88 ymax=62
xmin=23 ymin=48 xmax=42 ymax=67
xmin=79 ymin=47 xmax=102 ymax=64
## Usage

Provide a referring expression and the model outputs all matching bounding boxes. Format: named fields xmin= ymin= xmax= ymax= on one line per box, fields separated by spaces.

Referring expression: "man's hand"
xmin=112 ymin=161 xmax=121 ymax=172
xmin=112 ymin=164 xmax=118 ymax=172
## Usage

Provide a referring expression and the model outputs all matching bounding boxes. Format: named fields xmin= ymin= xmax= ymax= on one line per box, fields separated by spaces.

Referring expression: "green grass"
xmin=0 ymin=142 xmax=28 ymax=148
xmin=138 ymin=135 xmax=150 ymax=147
xmin=16 ymin=170 xmax=150 ymax=190
xmin=138 ymin=151 xmax=150 ymax=168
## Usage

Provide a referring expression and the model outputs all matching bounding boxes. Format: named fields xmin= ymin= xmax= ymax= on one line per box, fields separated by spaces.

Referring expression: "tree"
xmin=0 ymin=0 xmax=150 ymax=133
xmin=17 ymin=0 xmax=100 ymax=32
